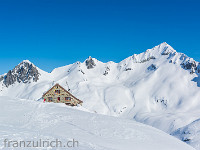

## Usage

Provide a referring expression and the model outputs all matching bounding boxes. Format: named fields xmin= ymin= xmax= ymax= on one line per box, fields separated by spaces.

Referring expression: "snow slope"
xmin=172 ymin=118 xmax=200 ymax=150
xmin=0 ymin=42 xmax=200 ymax=149
xmin=0 ymin=96 xmax=195 ymax=150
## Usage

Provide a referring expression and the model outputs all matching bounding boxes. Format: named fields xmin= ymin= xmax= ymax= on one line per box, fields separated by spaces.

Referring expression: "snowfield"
xmin=1 ymin=42 xmax=200 ymax=149
xmin=172 ymin=118 xmax=200 ymax=150
xmin=0 ymin=96 xmax=195 ymax=150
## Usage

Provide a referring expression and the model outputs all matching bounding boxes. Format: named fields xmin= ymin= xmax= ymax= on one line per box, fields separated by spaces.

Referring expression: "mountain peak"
xmin=128 ymin=42 xmax=177 ymax=63
xmin=21 ymin=59 xmax=32 ymax=64
xmin=143 ymin=42 xmax=177 ymax=57
xmin=2 ymin=60 xmax=40 ymax=87
xmin=159 ymin=42 xmax=169 ymax=46
xmin=87 ymin=56 xmax=92 ymax=60
xmin=155 ymin=42 xmax=173 ymax=49
xmin=18 ymin=60 xmax=35 ymax=66
xmin=85 ymin=56 xmax=96 ymax=69
xmin=156 ymin=42 xmax=177 ymax=54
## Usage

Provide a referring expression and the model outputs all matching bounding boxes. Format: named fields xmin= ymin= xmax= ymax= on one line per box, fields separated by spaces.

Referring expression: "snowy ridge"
xmin=131 ymin=42 xmax=176 ymax=63
xmin=0 ymin=42 xmax=200 ymax=149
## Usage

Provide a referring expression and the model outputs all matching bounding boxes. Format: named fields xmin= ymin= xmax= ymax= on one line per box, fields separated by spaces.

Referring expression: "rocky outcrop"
xmin=182 ymin=61 xmax=197 ymax=70
xmin=85 ymin=56 xmax=96 ymax=69
xmin=103 ymin=67 xmax=110 ymax=75
xmin=161 ymin=52 xmax=171 ymax=55
xmin=139 ymin=56 xmax=156 ymax=63
xmin=181 ymin=61 xmax=198 ymax=74
xmin=3 ymin=60 xmax=40 ymax=87
xmin=147 ymin=64 xmax=157 ymax=71
xmin=125 ymin=68 xmax=132 ymax=71
xmin=197 ymin=65 xmax=200 ymax=73
xmin=0 ymin=76 xmax=3 ymax=82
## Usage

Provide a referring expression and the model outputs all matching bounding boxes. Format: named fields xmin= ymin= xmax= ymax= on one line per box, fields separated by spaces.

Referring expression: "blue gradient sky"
xmin=0 ymin=0 xmax=200 ymax=74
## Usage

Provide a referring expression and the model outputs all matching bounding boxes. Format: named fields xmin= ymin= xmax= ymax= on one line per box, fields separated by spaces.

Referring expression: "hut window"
xmin=48 ymin=97 xmax=52 ymax=101
xmin=65 ymin=97 xmax=71 ymax=100
xmin=57 ymin=97 xmax=60 ymax=101
xmin=55 ymin=90 xmax=60 ymax=94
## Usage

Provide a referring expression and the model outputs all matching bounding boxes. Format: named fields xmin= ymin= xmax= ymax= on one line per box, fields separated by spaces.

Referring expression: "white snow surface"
xmin=0 ymin=42 xmax=200 ymax=149
xmin=0 ymin=96 xmax=195 ymax=150
xmin=172 ymin=119 xmax=200 ymax=150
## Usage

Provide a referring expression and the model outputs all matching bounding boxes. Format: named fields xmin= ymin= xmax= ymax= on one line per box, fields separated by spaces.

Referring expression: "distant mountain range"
xmin=1 ymin=42 xmax=200 ymax=149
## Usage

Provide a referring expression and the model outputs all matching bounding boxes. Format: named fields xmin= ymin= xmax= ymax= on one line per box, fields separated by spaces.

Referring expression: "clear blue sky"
xmin=0 ymin=0 xmax=200 ymax=74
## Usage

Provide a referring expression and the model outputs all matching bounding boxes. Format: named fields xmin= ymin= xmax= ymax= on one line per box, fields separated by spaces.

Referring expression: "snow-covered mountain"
xmin=1 ymin=42 xmax=200 ymax=149
xmin=2 ymin=60 xmax=40 ymax=87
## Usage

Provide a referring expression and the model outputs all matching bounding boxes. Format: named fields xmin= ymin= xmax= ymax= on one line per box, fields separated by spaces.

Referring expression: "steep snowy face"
xmin=2 ymin=60 xmax=40 ymax=87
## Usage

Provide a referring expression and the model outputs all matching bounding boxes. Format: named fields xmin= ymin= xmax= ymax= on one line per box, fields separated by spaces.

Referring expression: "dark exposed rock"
xmin=197 ymin=63 xmax=200 ymax=73
xmin=3 ymin=61 xmax=40 ymax=87
xmin=147 ymin=64 xmax=157 ymax=71
xmin=198 ymin=68 xmax=200 ymax=73
xmin=79 ymin=69 xmax=85 ymax=74
xmin=183 ymin=138 xmax=191 ymax=142
xmin=103 ymin=71 xmax=108 ymax=76
xmin=155 ymin=98 xmax=167 ymax=108
xmin=181 ymin=61 xmax=197 ymax=74
xmin=149 ymin=56 xmax=156 ymax=59
xmin=3 ymin=70 xmax=16 ymax=86
xmin=125 ymin=68 xmax=132 ymax=71
xmin=161 ymin=52 xmax=170 ymax=55
xmin=103 ymin=67 xmax=110 ymax=76
xmin=0 ymin=76 xmax=3 ymax=82
xmin=181 ymin=61 xmax=197 ymax=70
xmin=85 ymin=56 xmax=96 ymax=69
xmin=140 ymin=56 xmax=156 ymax=63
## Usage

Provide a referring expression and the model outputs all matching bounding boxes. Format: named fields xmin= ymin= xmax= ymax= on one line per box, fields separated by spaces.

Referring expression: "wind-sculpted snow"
xmin=0 ymin=42 xmax=200 ymax=149
xmin=0 ymin=96 xmax=195 ymax=150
